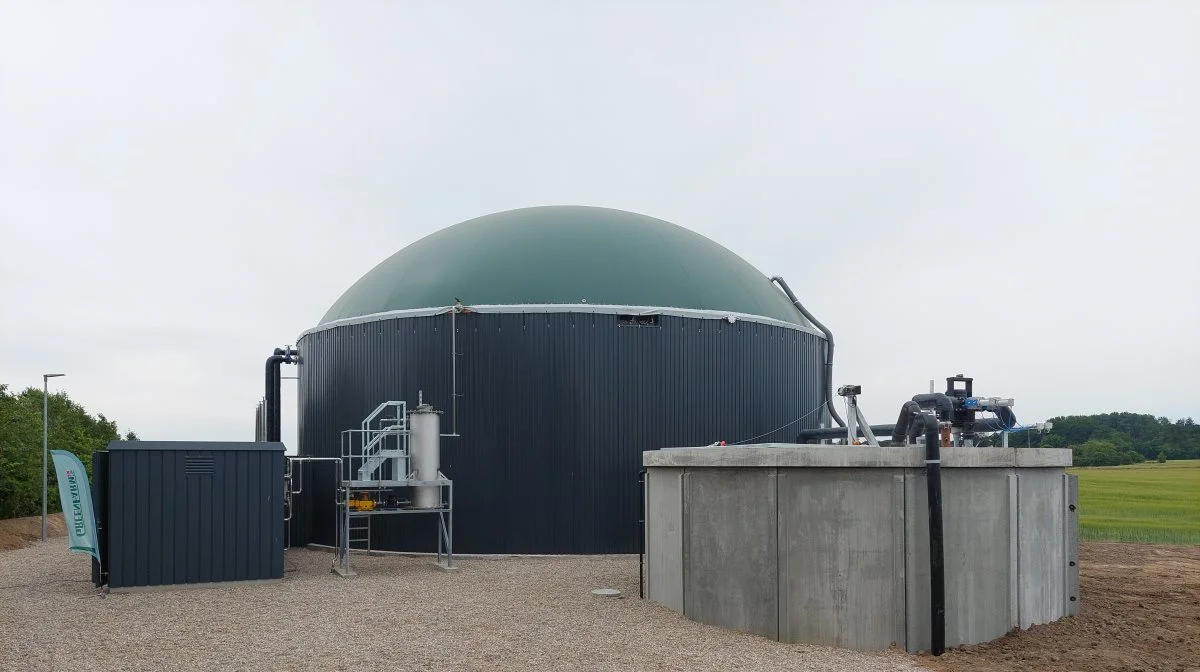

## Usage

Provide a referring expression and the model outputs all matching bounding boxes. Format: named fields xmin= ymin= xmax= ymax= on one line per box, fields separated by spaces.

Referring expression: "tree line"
xmin=0 ymin=383 xmax=137 ymax=519
xmin=2 ymin=381 xmax=1196 ymax=518
xmin=982 ymin=411 xmax=1199 ymax=466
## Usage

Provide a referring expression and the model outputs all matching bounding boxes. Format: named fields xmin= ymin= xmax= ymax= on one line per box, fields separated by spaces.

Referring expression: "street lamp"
xmin=42 ymin=373 xmax=65 ymax=542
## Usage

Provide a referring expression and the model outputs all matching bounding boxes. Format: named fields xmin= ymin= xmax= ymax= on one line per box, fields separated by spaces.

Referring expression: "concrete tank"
xmin=409 ymin=405 xmax=442 ymax=509
xmin=641 ymin=444 xmax=1079 ymax=654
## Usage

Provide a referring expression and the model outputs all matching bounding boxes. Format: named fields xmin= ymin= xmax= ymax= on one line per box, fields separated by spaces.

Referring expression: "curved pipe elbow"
xmin=892 ymin=401 xmax=923 ymax=442
xmin=919 ymin=410 xmax=941 ymax=453
xmin=996 ymin=406 xmax=1017 ymax=429
xmin=264 ymin=355 xmax=286 ymax=442
xmin=912 ymin=393 xmax=954 ymax=420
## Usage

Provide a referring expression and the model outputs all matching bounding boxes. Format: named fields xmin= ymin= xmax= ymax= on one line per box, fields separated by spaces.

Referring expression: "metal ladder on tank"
xmin=347 ymin=516 xmax=371 ymax=553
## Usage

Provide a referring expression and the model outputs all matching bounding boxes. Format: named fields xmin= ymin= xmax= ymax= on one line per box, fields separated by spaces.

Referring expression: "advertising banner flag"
xmin=49 ymin=450 xmax=101 ymax=564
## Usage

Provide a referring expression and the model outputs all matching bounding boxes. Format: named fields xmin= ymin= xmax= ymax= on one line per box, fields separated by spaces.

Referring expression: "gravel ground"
xmin=0 ymin=543 xmax=927 ymax=672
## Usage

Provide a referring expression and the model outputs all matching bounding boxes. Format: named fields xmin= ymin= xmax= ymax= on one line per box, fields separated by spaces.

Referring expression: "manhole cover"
xmin=590 ymin=588 xmax=621 ymax=598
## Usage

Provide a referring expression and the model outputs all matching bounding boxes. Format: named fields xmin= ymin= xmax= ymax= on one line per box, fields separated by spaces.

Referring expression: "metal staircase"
xmin=353 ymin=401 xmax=409 ymax=483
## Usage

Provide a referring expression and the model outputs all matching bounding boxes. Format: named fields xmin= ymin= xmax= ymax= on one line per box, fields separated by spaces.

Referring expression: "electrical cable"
xmin=732 ymin=402 xmax=826 ymax=445
xmin=991 ymin=411 xmax=1009 ymax=433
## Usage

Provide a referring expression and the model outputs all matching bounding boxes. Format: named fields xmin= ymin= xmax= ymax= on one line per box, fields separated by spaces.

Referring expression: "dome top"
xmin=319 ymin=205 xmax=812 ymax=328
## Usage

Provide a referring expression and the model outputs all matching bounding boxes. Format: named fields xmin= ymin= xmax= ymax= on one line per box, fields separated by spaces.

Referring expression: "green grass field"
xmin=1069 ymin=459 xmax=1200 ymax=545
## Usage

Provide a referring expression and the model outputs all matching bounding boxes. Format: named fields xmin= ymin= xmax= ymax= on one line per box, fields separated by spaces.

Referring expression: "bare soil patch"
xmin=0 ymin=513 xmax=64 ymax=551
xmin=920 ymin=542 xmax=1200 ymax=672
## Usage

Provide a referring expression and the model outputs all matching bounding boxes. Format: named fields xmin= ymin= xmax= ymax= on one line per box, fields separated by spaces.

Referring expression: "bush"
xmin=1157 ymin=452 xmax=1168 ymax=463
xmin=0 ymin=383 xmax=132 ymax=518
xmin=1073 ymin=440 xmax=1126 ymax=467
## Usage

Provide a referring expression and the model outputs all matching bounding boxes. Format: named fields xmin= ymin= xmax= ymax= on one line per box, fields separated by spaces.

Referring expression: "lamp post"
xmin=42 ymin=373 xmax=65 ymax=542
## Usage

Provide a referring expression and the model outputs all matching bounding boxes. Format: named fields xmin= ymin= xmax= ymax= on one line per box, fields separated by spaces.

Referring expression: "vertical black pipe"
xmin=918 ymin=410 xmax=946 ymax=655
xmin=265 ymin=347 xmax=300 ymax=444
xmin=638 ymin=468 xmax=646 ymax=599
xmin=265 ymin=349 xmax=285 ymax=442
xmin=91 ymin=450 xmax=109 ymax=587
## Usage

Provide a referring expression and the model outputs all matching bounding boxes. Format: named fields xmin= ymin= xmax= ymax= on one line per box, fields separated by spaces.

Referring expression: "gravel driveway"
xmin=0 ymin=543 xmax=926 ymax=672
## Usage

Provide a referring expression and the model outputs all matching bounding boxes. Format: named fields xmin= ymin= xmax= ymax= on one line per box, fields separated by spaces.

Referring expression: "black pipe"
xmin=264 ymin=349 xmax=286 ymax=442
xmin=264 ymin=347 xmax=300 ymax=443
xmin=995 ymin=406 xmax=1018 ymax=429
xmin=796 ymin=416 xmax=1016 ymax=444
xmin=912 ymin=393 xmax=954 ymax=421
xmin=916 ymin=409 xmax=946 ymax=656
xmin=770 ymin=276 xmax=845 ymax=428
xmin=891 ymin=401 xmax=924 ymax=443
xmin=638 ymin=468 xmax=646 ymax=599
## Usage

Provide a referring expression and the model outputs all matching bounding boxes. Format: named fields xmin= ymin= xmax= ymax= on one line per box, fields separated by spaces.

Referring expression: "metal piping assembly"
xmin=771 ymin=276 xmax=845 ymax=428
xmin=270 ymin=302 xmax=466 ymax=573
xmin=796 ymin=375 xmax=1038 ymax=447
xmin=798 ymin=416 xmax=1024 ymax=443
xmin=793 ymin=374 xmax=1046 ymax=656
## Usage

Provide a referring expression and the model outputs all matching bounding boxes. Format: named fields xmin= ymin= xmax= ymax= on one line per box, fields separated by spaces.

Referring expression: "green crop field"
xmin=1069 ymin=459 xmax=1200 ymax=545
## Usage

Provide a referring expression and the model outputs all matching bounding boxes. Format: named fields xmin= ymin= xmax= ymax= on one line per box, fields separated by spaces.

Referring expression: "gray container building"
xmin=94 ymin=441 xmax=285 ymax=590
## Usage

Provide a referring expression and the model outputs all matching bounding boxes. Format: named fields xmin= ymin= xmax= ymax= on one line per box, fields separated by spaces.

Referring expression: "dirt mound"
xmin=0 ymin=514 xmax=66 ymax=552
xmin=921 ymin=542 xmax=1200 ymax=672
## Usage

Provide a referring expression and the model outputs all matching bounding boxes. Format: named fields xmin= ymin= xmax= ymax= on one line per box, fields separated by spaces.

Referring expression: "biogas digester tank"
xmin=290 ymin=206 xmax=827 ymax=554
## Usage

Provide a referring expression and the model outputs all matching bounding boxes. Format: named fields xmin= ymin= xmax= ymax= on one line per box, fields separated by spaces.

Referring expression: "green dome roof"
xmin=319 ymin=205 xmax=812 ymax=328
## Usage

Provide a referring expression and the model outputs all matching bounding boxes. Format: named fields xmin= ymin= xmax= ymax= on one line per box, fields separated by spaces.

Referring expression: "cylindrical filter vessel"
xmin=409 ymin=404 xmax=442 ymax=508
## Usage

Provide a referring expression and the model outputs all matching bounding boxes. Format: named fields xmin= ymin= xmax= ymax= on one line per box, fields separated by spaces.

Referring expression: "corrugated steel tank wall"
xmin=290 ymin=310 xmax=825 ymax=554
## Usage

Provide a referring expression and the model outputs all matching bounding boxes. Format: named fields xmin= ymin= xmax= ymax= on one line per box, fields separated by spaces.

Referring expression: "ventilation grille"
xmin=184 ymin=456 xmax=215 ymax=476
xmin=618 ymin=314 xmax=659 ymax=327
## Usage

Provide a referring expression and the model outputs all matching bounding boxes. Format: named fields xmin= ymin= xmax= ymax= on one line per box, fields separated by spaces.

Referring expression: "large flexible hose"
xmin=770 ymin=276 xmax=845 ymax=428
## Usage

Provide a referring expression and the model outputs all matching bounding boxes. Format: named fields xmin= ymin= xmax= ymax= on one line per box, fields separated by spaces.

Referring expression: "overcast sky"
xmin=2 ymin=2 xmax=1197 ymax=449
